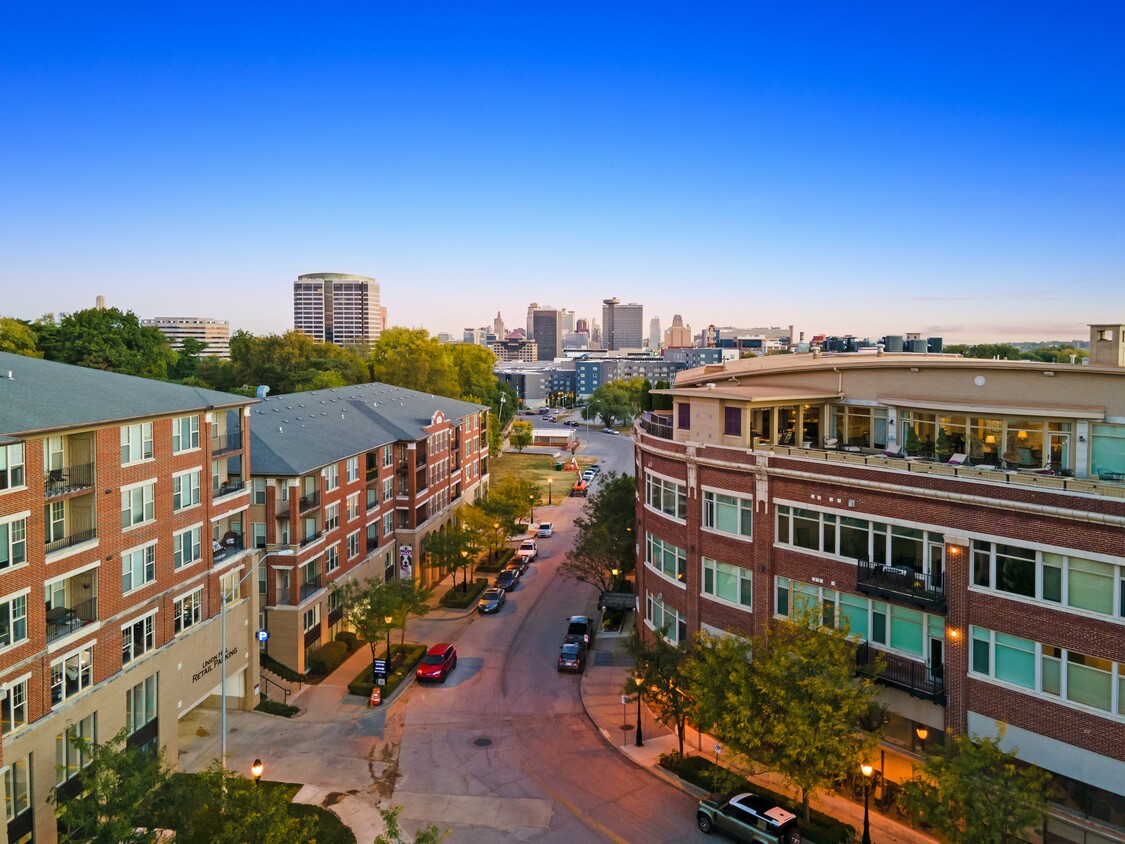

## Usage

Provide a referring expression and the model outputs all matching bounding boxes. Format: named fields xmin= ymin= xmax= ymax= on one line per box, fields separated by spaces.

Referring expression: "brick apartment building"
xmin=635 ymin=324 xmax=1125 ymax=843
xmin=0 ymin=352 xmax=261 ymax=843
xmin=248 ymin=383 xmax=489 ymax=674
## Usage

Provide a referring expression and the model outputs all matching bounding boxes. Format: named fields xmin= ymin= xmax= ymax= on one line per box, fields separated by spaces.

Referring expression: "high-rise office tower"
xmin=293 ymin=272 xmax=384 ymax=349
xmin=142 ymin=316 xmax=232 ymax=358
xmin=665 ymin=314 xmax=693 ymax=348
xmin=649 ymin=317 xmax=661 ymax=350
xmin=602 ymin=298 xmax=644 ymax=350
xmin=529 ymin=305 xmax=563 ymax=360
xmin=493 ymin=311 xmax=506 ymax=338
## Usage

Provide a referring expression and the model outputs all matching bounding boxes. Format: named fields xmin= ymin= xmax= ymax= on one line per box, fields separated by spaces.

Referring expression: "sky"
xmin=2 ymin=3 xmax=1123 ymax=344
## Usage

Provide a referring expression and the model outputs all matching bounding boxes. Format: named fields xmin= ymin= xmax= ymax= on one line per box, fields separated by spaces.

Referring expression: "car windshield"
xmin=561 ymin=645 xmax=580 ymax=657
xmin=421 ymin=654 xmax=444 ymax=665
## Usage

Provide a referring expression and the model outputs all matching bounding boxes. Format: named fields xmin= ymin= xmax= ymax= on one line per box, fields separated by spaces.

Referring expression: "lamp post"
xmin=611 ymin=568 xmax=620 ymax=591
xmin=221 ymin=559 xmax=261 ymax=770
xmin=492 ymin=522 xmax=499 ymax=561
xmin=547 ymin=478 xmax=553 ymax=505
xmin=251 ymin=758 xmax=264 ymax=786
xmin=460 ymin=549 xmax=469 ymax=592
xmin=529 ymin=494 xmax=536 ymax=526
xmin=915 ymin=725 xmax=928 ymax=754
xmin=860 ymin=763 xmax=874 ymax=844
xmin=634 ymin=674 xmax=644 ymax=747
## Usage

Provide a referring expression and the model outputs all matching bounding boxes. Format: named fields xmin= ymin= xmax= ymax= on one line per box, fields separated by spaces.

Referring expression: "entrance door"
xmin=928 ymin=638 xmax=945 ymax=681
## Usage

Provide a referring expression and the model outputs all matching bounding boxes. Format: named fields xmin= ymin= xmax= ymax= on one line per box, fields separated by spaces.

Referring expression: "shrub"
xmin=440 ymin=578 xmax=489 ymax=608
xmin=307 ymin=641 xmax=349 ymax=675
xmin=260 ymin=653 xmax=304 ymax=683
xmin=335 ymin=631 xmax=360 ymax=653
xmin=347 ymin=643 xmax=428 ymax=698
xmin=255 ymin=697 xmax=300 ymax=718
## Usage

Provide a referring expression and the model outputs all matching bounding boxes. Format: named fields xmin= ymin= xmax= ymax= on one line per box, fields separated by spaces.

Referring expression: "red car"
xmin=416 ymin=643 xmax=457 ymax=682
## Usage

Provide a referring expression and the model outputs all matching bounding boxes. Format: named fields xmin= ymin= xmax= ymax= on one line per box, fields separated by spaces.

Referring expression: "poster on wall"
xmin=399 ymin=545 xmax=413 ymax=580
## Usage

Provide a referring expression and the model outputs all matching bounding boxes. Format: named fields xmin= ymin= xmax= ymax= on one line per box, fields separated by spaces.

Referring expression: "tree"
xmin=375 ymin=804 xmax=449 ymax=844
xmin=640 ymin=378 xmax=654 ymax=412
xmin=161 ymin=762 xmax=317 ymax=844
xmin=899 ymin=726 xmax=1049 ymax=844
xmin=170 ymin=336 xmax=208 ymax=381
xmin=487 ymin=411 xmax=504 ymax=457
xmin=333 ymin=578 xmax=400 ymax=677
xmin=651 ymin=379 xmax=673 ymax=411
xmin=586 ymin=379 xmax=643 ymax=427
xmin=688 ymin=603 xmax=881 ymax=821
xmin=509 ymin=419 xmax=533 ymax=452
xmin=625 ymin=631 xmax=694 ymax=757
xmin=370 ymin=327 xmax=459 ymax=397
xmin=229 ymin=331 xmax=369 ymax=395
xmin=462 ymin=499 xmax=516 ymax=558
xmin=47 ymin=307 xmax=178 ymax=379
xmin=50 ymin=728 xmax=170 ymax=843
xmin=390 ymin=578 xmax=434 ymax=647
xmin=449 ymin=342 xmax=498 ymax=402
xmin=489 ymin=476 xmax=540 ymax=527
xmin=0 ymin=317 xmax=42 ymax=357
xmin=425 ymin=526 xmax=475 ymax=590
xmin=559 ymin=473 xmax=637 ymax=592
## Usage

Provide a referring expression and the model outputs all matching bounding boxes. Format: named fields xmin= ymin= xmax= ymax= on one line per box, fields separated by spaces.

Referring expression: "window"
xmin=173 ymin=526 xmax=202 ymax=569
xmin=346 ymin=493 xmax=359 ymax=521
xmin=252 ymin=478 xmax=267 ymax=504
xmin=122 ymin=543 xmax=156 ymax=593
xmin=326 ymin=543 xmax=341 ymax=573
xmin=122 ymin=614 xmax=155 ymax=665
xmin=702 ymin=558 xmax=752 ymax=608
xmin=346 ymin=532 xmax=359 ymax=561
xmin=125 ymin=675 xmax=158 ymax=736
xmin=4 ymin=754 xmax=29 ymax=822
xmin=220 ymin=569 xmax=241 ymax=605
xmin=51 ymin=644 xmax=95 ymax=704
xmin=383 ymin=477 xmax=393 ymax=502
xmin=646 ymin=592 xmax=687 ymax=644
xmin=172 ymin=470 xmax=201 ymax=511
xmin=0 ymin=517 xmax=27 ymax=570
xmin=324 ymin=503 xmax=339 ymax=532
xmin=703 ymin=491 xmax=753 ymax=538
xmin=0 ymin=443 xmax=25 ymax=490
xmin=346 ymin=456 xmax=359 ymax=483
xmin=120 ymin=422 xmax=154 ymax=464
xmin=56 ymin=712 xmax=96 ymax=785
xmin=172 ymin=415 xmax=200 ymax=452
xmin=0 ymin=593 xmax=28 ymax=649
xmin=646 ymin=533 xmax=686 ymax=583
xmin=174 ymin=589 xmax=203 ymax=634
xmin=724 ymin=406 xmax=742 ymax=436
xmin=303 ymin=604 xmax=320 ymax=633
xmin=251 ymin=522 xmax=266 ymax=549
xmin=324 ymin=464 xmax=339 ymax=491
xmin=383 ymin=512 xmax=394 ymax=538
xmin=121 ymin=483 xmax=155 ymax=528
xmin=1 ymin=678 xmax=28 ymax=735
xmin=382 ymin=445 xmax=393 ymax=467
xmin=645 ymin=474 xmax=687 ymax=520
xmin=677 ymin=402 xmax=690 ymax=430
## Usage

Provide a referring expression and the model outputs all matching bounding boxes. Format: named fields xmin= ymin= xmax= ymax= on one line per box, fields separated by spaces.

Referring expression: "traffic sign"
xmin=256 ymin=629 xmax=269 ymax=642
xmin=372 ymin=658 xmax=388 ymax=675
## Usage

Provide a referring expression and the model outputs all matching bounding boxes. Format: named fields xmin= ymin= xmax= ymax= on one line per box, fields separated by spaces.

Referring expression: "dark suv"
xmin=565 ymin=615 xmax=595 ymax=645
xmin=697 ymin=792 xmax=800 ymax=843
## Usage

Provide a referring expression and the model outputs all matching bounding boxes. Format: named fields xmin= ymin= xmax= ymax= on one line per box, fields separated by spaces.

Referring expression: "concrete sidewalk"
xmin=578 ymin=624 xmax=938 ymax=844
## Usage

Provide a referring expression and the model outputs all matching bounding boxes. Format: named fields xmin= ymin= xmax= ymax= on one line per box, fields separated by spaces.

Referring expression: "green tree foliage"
xmin=899 ymin=727 xmax=1049 ymax=844
xmin=508 ymin=419 xmax=533 ymax=452
xmin=943 ymin=343 xmax=1023 ymax=360
xmin=489 ymin=476 xmax=540 ymax=525
xmin=170 ymin=336 xmax=208 ymax=382
xmin=50 ymin=728 xmax=170 ymax=843
xmin=424 ymin=526 xmax=476 ymax=590
xmin=492 ymin=382 xmax=518 ymax=425
xmin=390 ymin=578 xmax=434 ymax=647
xmin=230 ymin=330 xmax=369 ymax=395
xmin=640 ymin=379 xmax=653 ymax=412
xmin=625 ymin=631 xmax=694 ymax=757
xmin=449 ymin=342 xmax=498 ymax=402
xmin=369 ymin=327 xmax=459 ymax=397
xmin=487 ymin=411 xmax=504 ymax=457
xmin=45 ymin=307 xmax=178 ymax=379
xmin=0 ymin=317 xmax=42 ymax=357
xmin=558 ymin=472 xmax=637 ymax=592
xmin=161 ymin=763 xmax=317 ymax=844
xmin=586 ymin=377 xmax=645 ymax=427
xmin=689 ymin=603 xmax=881 ymax=820
xmin=463 ymin=498 xmax=519 ymax=553
xmin=374 ymin=804 xmax=449 ymax=844
xmin=333 ymin=578 xmax=401 ymax=670
xmin=651 ymin=379 xmax=673 ymax=411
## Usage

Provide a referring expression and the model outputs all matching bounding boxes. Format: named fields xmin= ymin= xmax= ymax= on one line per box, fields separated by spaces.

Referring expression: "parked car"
xmin=503 ymin=562 xmax=524 ymax=581
xmin=602 ymin=427 xmax=618 ymax=434
xmin=565 ymin=615 xmax=595 ymax=645
xmin=494 ymin=570 xmax=518 ymax=592
xmin=537 ymin=522 xmax=554 ymax=538
xmin=547 ymin=416 xmax=558 ymax=423
xmin=564 ymin=420 xmax=579 ymax=427
xmin=571 ymin=480 xmax=588 ymax=497
xmin=516 ymin=539 xmax=538 ymax=562
xmin=477 ymin=587 xmax=506 ymax=614
xmin=588 ymin=464 xmax=601 ymax=474
xmin=557 ymin=641 xmax=586 ymax=673
xmin=696 ymin=792 xmax=800 ymax=843
xmin=416 ymin=643 xmax=458 ymax=683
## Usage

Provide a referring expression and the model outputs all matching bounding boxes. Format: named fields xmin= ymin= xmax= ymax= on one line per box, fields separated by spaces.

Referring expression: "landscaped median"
xmin=347 ymin=643 xmax=428 ymax=700
xmin=439 ymin=577 xmax=489 ymax=608
xmin=658 ymin=752 xmax=857 ymax=844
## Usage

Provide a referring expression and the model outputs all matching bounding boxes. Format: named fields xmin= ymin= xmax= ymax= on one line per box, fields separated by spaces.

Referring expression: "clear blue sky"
xmin=2 ymin=3 xmax=1122 ymax=343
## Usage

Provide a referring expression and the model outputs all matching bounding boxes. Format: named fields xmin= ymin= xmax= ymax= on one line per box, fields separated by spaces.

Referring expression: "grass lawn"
xmin=261 ymin=781 xmax=356 ymax=844
xmin=489 ymin=452 xmax=599 ymax=506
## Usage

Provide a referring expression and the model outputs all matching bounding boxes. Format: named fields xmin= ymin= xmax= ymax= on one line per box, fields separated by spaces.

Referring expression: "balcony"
xmin=300 ymin=530 xmax=322 ymax=547
xmin=300 ymin=575 xmax=323 ymax=602
xmin=856 ymin=560 xmax=946 ymax=611
xmin=856 ymin=642 xmax=945 ymax=704
xmin=211 ymin=428 xmax=243 ymax=456
xmin=214 ymin=479 xmax=247 ymax=501
xmin=46 ymin=596 xmax=98 ymax=644
xmin=274 ymin=586 xmax=293 ymax=606
xmin=45 ymin=527 xmax=98 ymax=556
xmin=298 ymin=491 xmax=320 ymax=513
xmin=638 ymin=412 xmax=673 ymax=440
xmin=45 ymin=463 xmax=95 ymax=498
xmin=212 ymin=534 xmax=244 ymax=564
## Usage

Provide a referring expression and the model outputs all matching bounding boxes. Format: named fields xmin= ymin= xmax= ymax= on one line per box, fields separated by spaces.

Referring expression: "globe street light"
xmin=860 ymin=763 xmax=874 ymax=844
xmin=251 ymin=758 xmax=264 ymax=785
xmin=492 ymin=522 xmax=500 ymax=561
xmin=635 ymin=674 xmax=644 ymax=747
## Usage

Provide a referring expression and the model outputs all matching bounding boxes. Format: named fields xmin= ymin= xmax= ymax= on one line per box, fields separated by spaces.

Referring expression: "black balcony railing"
xmin=856 ymin=642 xmax=945 ymax=703
xmin=45 ymin=463 xmax=95 ymax=497
xmin=211 ymin=428 xmax=243 ymax=455
xmin=214 ymin=479 xmax=247 ymax=500
xmin=299 ymin=491 xmax=320 ymax=512
xmin=856 ymin=559 xmax=946 ymax=611
xmin=45 ymin=527 xmax=98 ymax=555
xmin=212 ymin=535 xmax=244 ymax=563
xmin=639 ymin=412 xmax=674 ymax=440
xmin=46 ymin=596 xmax=98 ymax=644
xmin=300 ymin=530 xmax=322 ymax=547
xmin=300 ymin=575 xmax=323 ymax=602
xmin=415 ymin=453 xmax=427 ymax=468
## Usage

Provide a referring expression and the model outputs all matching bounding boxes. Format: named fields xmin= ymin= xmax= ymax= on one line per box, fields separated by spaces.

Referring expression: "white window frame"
xmin=645 ymin=472 xmax=687 ymax=521
xmin=326 ymin=543 xmax=341 ymax=573
xmin=346 ymin=456 xmax=359 ymax=483
xmin=1 ymin=674 xmax=30 ymax=736
xmin=346 ymin=493 xmax=360 ymax=522
xmin=702 ymin=557 xmax=753 ymax=610
xmin=120 ymin=422 xmax=154 ymax=464
xmin=0 ymin=590 xmax=29 ymax=650
xmin=645 ymin=591 xmax=686 ymax=644
xmin=172 ymin=415 xmax=200 ymax=453
xmin=121 ymin=481 xmax=156 ymax=529
xmin=324 ymin=464 xmax=339 ymax=492
xmin=125 ymin=674 xmax=158 ymax=736
xmin=645 ymin=532 xmax=687 ymax=585
xmin=122 ymin=542 xmax=157 ymax=594
xmin=51 ymin=643 xmax=95 ymax=705
xmin=221 ymin=568 xmax=243 ymax=605
xmin=121 ymin=611 xmax=156 ymax=665
xmin=173 ymin=525 xmax=202 ymax=569
xmin=324 ymin=503 xmax=340 ymax=532
xmin=0 ymin=443 xmax=26 ymax=491
xmin=702 ymin=489 xmax=753 ymax=540
xmin=346 ymin=531 xmax=359 ymax=561
xmin=56 ymin=711 xmax=96 ymax=785
xmin=303 ymin=604 xmax=321 ymax=633
xmin=0 ymin=515 xmax=28 ymax=571
xmin=383 ymin=511 xmax=394 ymax=538
xmin=173 ymin=588 xmax=203 ymax=634
xmin=172 ymin=469 xmax=202 ymax=512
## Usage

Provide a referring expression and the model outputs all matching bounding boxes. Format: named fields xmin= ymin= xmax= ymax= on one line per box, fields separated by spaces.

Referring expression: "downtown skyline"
xmin=2 ymin=3 xmax=1123 ymax=344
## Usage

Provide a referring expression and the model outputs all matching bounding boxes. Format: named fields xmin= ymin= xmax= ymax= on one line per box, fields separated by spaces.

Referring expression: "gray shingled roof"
xmin=249 ymin=383 xmax=487 ymax=477
xmin=0 ymin=352 xmax=254 ymax=439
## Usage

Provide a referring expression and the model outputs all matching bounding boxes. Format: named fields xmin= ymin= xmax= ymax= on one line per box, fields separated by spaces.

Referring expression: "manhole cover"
xmin=473 ymin=737 xmax=493 ymax=747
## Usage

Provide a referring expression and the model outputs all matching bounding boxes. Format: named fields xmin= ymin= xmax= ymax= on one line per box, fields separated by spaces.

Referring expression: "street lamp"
xmin=860 ymin=763 xmax=874 ymax=844
xmin=529 ymin=494 xmax=536 ymax=526
xmin=460 ymin=549 xmax=469 ymax=592
xmin=251 ymin=758 xmax=264 ymax=785
xmin=915 ymin=725 xmax=928 ymax=753
xmin=634 ymin=674 xmax=644 ymax=747
xmin=611 ymin=568 xmax=620 ymax=591
xmin=221 ymin=559 xmax=261 ymax=770
xmin=547 ymin=478 xmax=553 ymax=505
xmin=492 ymin=522 xmax=500 ymax=561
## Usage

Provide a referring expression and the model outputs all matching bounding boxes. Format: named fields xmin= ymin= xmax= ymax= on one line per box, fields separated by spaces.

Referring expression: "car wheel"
xmin=439 ymin=672 xmax=447 ymax=683
xmin=697 ymin=813 xmax=714 ymax=834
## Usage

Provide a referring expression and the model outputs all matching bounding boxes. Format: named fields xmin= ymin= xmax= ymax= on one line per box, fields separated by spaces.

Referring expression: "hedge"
xmin=348 ymin=643 xmax=427 ymax=699
xmin=661 ymin=753 xmax=857 ymax=844
xmin=475 ymin=547 xmax=515 ymax=573
xmin=335 ymin=631 xmax=361 ymax=653
xmin=307 ymin=640 xmax=349 ymax=675
xmin=255 ymin=697 xmax=300 ymax=718
xmin=440 ymin=578 xmax=489 ymax=608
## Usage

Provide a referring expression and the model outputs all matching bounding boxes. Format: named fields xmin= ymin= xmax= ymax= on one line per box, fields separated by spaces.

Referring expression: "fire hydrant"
xmin=369 ymin=688 xmax=382 ymax=707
